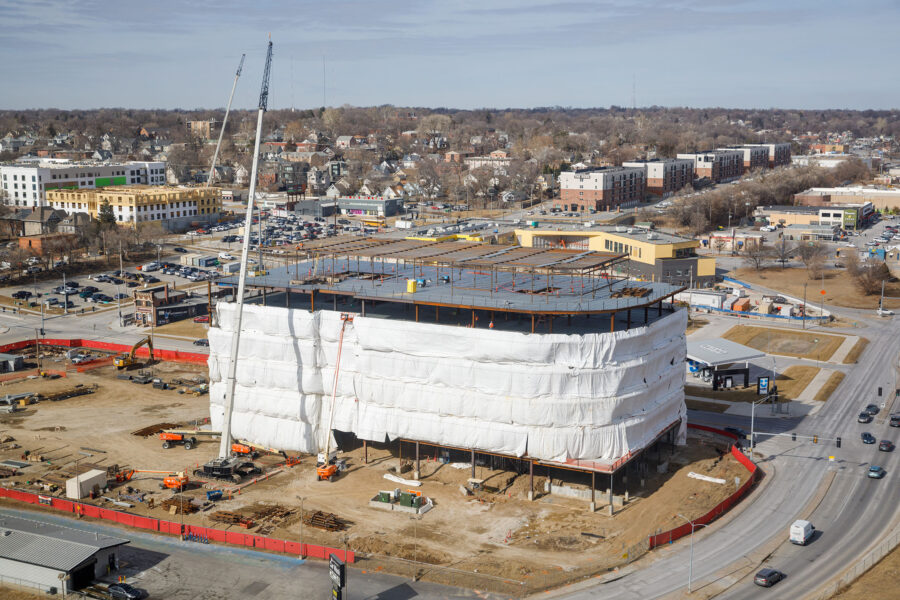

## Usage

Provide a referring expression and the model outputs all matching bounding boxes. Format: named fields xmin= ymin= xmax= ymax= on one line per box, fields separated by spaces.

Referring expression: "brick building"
xmin=677 ymin=150 xmax=744 ymax=183
xmin=720 ymin=146 xmax=770 ymax=173
xmin=743 ymin=143 xmax=792 ymax=168
xmin=622 ymin=158 xmax=693 ymax=197
xmin=558 ymin=167 xmax=646 ymax=210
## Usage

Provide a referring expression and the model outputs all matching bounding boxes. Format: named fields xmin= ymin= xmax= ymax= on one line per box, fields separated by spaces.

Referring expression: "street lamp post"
xmin=676 ymin=513 xmax=709 ymax=593
xmin=296 ymin=495 xmax=305 ymax=558
xmin=751 ymin=358 xmax=778 ymax=451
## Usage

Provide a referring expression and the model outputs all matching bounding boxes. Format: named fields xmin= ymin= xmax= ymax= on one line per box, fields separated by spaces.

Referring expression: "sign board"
xmin=331 ymin=585 xmax=342 ymax=600
xmin=329 ymin=554 xmax=345 ymax=588
xmin=757 ymin=376 xmax=770 ymax=396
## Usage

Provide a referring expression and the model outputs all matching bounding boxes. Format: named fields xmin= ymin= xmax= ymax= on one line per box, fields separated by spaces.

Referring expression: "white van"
xmin=789 ymin=519 xmax=814 ymax=545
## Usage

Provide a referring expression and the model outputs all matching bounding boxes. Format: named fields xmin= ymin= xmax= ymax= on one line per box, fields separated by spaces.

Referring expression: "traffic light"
xmin=813 ymin=435 xmax=818 ymax=444
xmin=836 ymin=437 xmax=842 ymax=448
xmin=791 ymin=433 xmax=797 ymax=442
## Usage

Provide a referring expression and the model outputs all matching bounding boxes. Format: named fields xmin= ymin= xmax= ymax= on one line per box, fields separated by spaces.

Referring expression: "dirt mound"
xmin=351 ymin=535 xmax=450 ymax=565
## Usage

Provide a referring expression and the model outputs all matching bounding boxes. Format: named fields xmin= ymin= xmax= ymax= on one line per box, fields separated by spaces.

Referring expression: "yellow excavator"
xmin=113 ymin=337 xmax=154 ymax=369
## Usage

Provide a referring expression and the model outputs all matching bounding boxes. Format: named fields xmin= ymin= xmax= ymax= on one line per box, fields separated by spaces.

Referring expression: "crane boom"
xmin=206 ymin=53 xmax=245 ymax=189
xmin=218 ymin=40 xmax=273 ymax=459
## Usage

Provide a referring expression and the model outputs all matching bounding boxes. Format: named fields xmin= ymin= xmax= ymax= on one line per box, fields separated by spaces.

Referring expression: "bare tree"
xmin=796 ymin=242 xmax=828 ymax=279
xmin=853 ymin=262 xmax=890 ymax=295
xmin=689 ymin=212 xmax=709 ymax=237
xmin=742 ymin=242 xmax=772 ymax=270
xmin=773 ymin=237 xmax=795 ymax=269
xmin=713 ymin=238 xmax=727 ymax=255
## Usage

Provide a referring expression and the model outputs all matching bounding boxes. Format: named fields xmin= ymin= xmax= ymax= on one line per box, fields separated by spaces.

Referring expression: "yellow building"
xmin=46 ymin=185 xmax=221 ymax=230
xmin=515 ymin=225 xmax=715 ymax=287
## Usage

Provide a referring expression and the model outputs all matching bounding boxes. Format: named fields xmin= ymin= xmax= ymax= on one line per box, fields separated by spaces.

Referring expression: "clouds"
xmin=0 ymin=0 xmax=897 ymax=109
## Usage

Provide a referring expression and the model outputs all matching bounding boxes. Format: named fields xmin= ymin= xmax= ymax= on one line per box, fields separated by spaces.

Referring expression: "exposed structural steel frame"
xmin=206 ymin=53 xmax=245 ymax=188
xmin=218 ymin=40 xmax=273 ymax=458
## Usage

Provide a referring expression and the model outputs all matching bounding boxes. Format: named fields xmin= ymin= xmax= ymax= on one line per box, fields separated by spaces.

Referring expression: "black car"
xmin=724 ymin=427 xmax=748 ymax=439
xmin=65 ymin=281 xmax=80 ymax=288
xmin=865 ymin=404 xmax=880 ymax=416
xmin=125 ymin=281 xmax=139 ymax=288
xmin=193 ymin=339 xmax=209 ymax=347
xmin=107 ymin=582 xmax=142 ymax=599
xmin=11 ymin=290 xmax=32 ymax=299
xmin=858 ymin=412 xmax=873 ymax=424
xmin=879 ymin=440 xmax=894 ymax=452
xmin=862 ymin=432 xmax=876 ymax=444
xmin=174 ymin=247 xmax=188 ymax=253
xmin=891 ymin=414 xmax=900 ymax=428
xmin=109 ymin=277 xmax=123 ymax=285
xmin=753 ymin=568 xmax=784 ymax=588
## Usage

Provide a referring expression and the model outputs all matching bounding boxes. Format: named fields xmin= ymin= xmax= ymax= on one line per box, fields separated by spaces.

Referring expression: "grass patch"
xmin=685 ymin=398 xmax=729 ymax=413
xmin=731 ymin=267 xmax=900 ymax=310
xmin=722 ymin=324 xmax=845 ymax=361
xmin=686 ymin=365 xmax=820 ymax=403
xmin=842 ymin=337 xmax=870 ymax=364
xmin=147 ymin=319 xmax=208 ymax=339
xmin=814 ymin=371 xmax=845 ymax=402
xmin=686 ymin=318 xmax=709 ymax=335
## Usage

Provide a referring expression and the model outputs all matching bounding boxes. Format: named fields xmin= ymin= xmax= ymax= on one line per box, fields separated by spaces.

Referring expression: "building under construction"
xmin=208 ymin=237 xmax=688 ymax=490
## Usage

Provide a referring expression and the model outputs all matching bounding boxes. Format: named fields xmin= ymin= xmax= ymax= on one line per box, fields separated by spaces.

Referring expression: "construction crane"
xmin=206 ymin=53 xmax=245 ymax=189
xmin=115 ymin=469 xmax=189 ymax=490
xmin=317 ymin=313 xmax=353 ymax=482
xmin=217 ymin=38 xmax=273 ymax=460
xmin=113 ymin=337 xmax=154 ymax=369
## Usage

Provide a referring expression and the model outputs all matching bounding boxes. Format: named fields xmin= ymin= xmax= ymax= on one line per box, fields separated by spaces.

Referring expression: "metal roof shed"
xmin=686 ymin=338 xmax=765 ymax=368
xmin=0 ymin=514 xmax=129 ymax=594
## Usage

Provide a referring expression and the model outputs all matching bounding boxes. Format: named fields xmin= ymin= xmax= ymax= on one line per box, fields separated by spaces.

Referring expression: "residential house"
xmin=307 ymin=166 xmax=331 ymax=194
xmin=234 ymin=165 xmax=249 ymax=187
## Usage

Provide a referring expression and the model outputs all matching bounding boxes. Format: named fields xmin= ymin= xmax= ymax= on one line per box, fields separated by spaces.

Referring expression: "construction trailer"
xmin=66 ymin=469 xmax=107 ymax=500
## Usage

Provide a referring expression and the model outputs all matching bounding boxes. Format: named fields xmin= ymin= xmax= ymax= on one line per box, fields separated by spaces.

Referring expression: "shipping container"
xmin=180 ymin=254 xmax=198 ymax=266
xmin=732 ymin=298 xmax=751 ymax=312
xmin=221 ymin=261 xmax=241 ymax=274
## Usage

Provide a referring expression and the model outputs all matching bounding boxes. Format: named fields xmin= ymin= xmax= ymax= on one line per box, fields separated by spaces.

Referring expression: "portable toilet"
xmin=406 ymin=279 xmax=417 ymax=293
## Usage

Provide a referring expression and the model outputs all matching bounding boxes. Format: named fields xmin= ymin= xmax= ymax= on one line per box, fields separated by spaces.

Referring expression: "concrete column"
xmin=471 ymin=449 xmax=475 ymax=480
xmin=363 ymin=440 xmax=368 ymax=465
xmin=285 ymin=288 xmax=290 ymax=308
xmin=644 ymin=306 xmax=649 ymax=323
xmin=590 ymin=471 xmax=596 ymax=512
xmin=610 ymin=313 xmax=615 ymax=332
xmin=414 ymin=441 xmax=420 ymax=480
xmin=262 ymin=287 xmax=267 ymax=306
xmin=528 ymin=460 xmax=534 ymax=501
xmin=609 ymin=474 xmax=614 ymax=516
xmin=361 ymin=300 xmax=366 ymax=317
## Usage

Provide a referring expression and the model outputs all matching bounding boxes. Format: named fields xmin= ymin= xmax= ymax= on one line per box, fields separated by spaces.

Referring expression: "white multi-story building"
xmin=0 ymin=159 xmax=166 ymax=207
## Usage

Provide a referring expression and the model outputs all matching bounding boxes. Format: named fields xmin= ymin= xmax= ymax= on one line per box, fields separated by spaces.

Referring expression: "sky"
xmin=1 ymin=0 xmax=898 ymax=111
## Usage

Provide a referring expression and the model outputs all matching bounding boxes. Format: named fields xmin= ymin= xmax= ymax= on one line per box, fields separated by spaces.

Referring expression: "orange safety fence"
xmin=0 ymin=338 xmax=209 ymax=366
xmin=0 ymin=486 xmax=353 ymax=562
xmin=648 ymin=425 xmax=758 ymax=549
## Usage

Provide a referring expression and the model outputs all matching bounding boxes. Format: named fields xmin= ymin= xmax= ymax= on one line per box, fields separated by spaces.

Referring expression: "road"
xmin=0 ymin=506 xmax=500 ymax=600
xmin=556 ymin=305 xmax=900 ymax=598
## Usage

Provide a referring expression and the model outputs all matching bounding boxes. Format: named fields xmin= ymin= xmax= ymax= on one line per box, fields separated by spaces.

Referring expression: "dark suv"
xmin=890 ymin=414 xmax=900 ymax=428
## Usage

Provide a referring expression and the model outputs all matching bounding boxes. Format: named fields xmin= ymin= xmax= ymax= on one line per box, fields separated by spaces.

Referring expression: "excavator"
xmin=115 ymin=469 xmax=189 ymax=490
xmin=113 ymin=337 xmax=154 ymax=369
xmin=317 ymin=313 xmax=352 ymax=482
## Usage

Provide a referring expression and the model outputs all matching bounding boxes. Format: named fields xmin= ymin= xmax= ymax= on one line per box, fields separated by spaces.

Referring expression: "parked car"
xmin=125 ymin=281 xmax=139 ymax=288
xmin=114 ymin=293 xmax=129 ymax=300
xmin=11 ymin=291 xmax=32 ymax=299
xmin=862 ymin=432 xmax=876 ymax=444
xmin=193 ymin=315 xmax=210 ymax=323
xmin=193 ymin=339 xmax=209 ymax=347
xmin=878 ymin=440 xmax=894 ymax=452
xmin=753 ymin=568 xmax=785 ymax=587
xmin=107 ymin=582 xmax=142 ymax=600
xmin=868 ymin=465 xmax=886 ymax=479
xmin=65 ymin=281 xmax=80 ymax=288
xmin=43 ymin=297 xmax=59 ymax=306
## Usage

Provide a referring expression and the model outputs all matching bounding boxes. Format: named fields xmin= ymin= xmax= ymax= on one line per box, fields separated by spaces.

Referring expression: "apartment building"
xmin=622 ymin=158 xmax=693 ymax=197
xmin=743 ymin=143 xmax=791 ymax=168
xmin=188 ymin=119 xmax=216 ymax=139
xmin=46 ymin=185 xmax=221 ymax=231
xmin=515 ymin=224 xmax=715 ymax=287
xmin=720 ymin=146 xmax=769 ymax=173
xmin=558 ymin=166 xmax=646 ymax=210
xmin=464 ymin=150 xmax=512 ymax=173
xmin=677 ymin=150 xmax=743 ymax=183
xmin=0 ymin=160 xmax=165 ymax=207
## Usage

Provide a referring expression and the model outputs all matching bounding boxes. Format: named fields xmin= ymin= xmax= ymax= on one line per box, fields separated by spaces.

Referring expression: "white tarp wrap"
xmin=208 ymin=303 xmax=687 ymax=463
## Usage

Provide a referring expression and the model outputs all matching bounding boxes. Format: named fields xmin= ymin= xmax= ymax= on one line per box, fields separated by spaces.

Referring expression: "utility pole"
xmin=206 ymin=54 xmax=245 ymax=189
xmin=219 ymin=38 xmax=273 ymax=458
xmin=802 ymin=282 xmax=808 ymax=330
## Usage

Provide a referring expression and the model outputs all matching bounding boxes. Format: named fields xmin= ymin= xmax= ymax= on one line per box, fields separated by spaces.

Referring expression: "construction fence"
xmin=648 ymin=425 xmax=758 ymax=549
xmin=0 ymin=487 xmax=354 ymax=564
xmin=0 ymin=338 xmax=209 ymax=366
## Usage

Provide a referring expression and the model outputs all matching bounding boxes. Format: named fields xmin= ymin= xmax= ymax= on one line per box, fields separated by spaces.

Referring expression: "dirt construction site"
xmin=0 ymin=350 xmax=752 ymax=595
